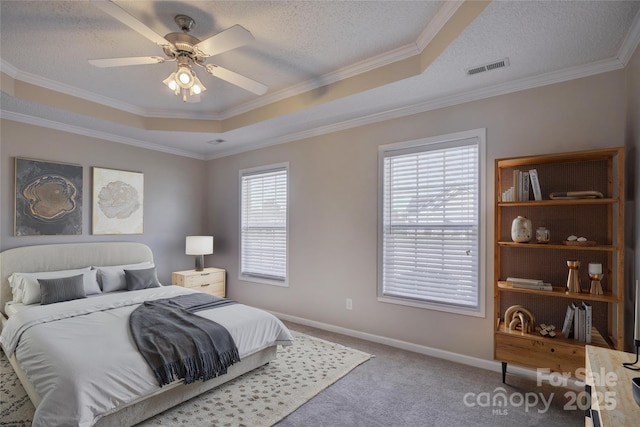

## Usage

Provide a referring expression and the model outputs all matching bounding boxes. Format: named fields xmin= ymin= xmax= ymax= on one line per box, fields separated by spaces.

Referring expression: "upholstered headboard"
xmin=0 ymin=242 xmax=153 ymax=316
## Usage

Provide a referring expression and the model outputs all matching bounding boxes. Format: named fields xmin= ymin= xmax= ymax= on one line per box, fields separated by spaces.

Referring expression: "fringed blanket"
xmin=130 ymin=293 xmax=241 ymax=386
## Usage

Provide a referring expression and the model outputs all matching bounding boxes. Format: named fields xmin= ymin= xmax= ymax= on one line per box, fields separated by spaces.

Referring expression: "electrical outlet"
xmin=346 ymin=298 xmax=353 ymax=310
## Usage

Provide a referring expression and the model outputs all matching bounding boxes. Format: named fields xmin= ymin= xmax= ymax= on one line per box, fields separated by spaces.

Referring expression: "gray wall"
xmin=207 ymin=66 xmax=632 ymax=361
xmin=0 ymin=120 xmax=205 ymax=283
xmin=0 ymin=44 xmax=637 ymax=363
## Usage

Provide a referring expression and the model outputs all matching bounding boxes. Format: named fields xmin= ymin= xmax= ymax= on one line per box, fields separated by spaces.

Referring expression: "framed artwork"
xmin=15 ymin=157 xmax=83 ymax=236
xmin=92 ymin=167 xmax=144 ymax=235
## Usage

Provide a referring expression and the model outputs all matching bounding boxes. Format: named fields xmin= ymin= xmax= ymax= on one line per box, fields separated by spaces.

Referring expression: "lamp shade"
xmin=186 ymin=236 xmax=213 ymax=255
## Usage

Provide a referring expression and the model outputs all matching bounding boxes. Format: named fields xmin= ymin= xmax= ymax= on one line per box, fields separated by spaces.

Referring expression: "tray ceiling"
xmin=1 ymin=1 xmax=639 ymax=159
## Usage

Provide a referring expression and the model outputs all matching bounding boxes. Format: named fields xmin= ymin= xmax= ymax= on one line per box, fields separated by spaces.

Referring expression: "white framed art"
xmin=92 ymin=167 xmax=143 ymax=235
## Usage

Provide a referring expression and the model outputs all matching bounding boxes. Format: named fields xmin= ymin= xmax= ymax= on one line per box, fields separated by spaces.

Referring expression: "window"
xmin=240 ymin=163 xmax=289 ymax=286
xmin=378 ymin=129 xmax=485 ymax=316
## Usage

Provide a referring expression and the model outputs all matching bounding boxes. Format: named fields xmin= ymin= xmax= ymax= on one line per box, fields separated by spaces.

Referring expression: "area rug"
xmin=0 ymin=331 xmax=372 ymax=427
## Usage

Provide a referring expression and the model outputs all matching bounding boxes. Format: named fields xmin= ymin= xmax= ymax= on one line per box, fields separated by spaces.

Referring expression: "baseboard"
xmin=271 ymin=311 xmax=543 ymax=382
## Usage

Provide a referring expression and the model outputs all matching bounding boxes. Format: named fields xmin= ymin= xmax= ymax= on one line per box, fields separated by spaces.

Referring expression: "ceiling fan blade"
xmin=205 ymin=64 xmax=267 ymax=95
xmin=89 ymin=56 xmax=166 ymax=68
xmin=196 ymin=25 xmax=255 ymax=57
xmin=92 ymin=0 xmax=168 ymax=46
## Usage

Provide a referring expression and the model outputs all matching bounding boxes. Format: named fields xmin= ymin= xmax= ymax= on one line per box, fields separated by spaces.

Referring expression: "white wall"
xmin=207 ymin=68 xmax=627 ymax=361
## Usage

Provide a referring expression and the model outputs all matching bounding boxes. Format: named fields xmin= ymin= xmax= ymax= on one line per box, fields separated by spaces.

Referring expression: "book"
xmin=578 ymin=306 xmax=586 ymax=342
xmin=561 ymin=305 xmax=575 ymax=338
xmin=522 ymin=171 xmax=530 ymax=201
xmin=548 ymin=190 xmax=604 ymax=200
xmin=513 ymin=169 xmax=522 ymax=202
xmin=573 ymin=302 xmax=580 ymax=341
xmin=507 ymin=277 xmax=544 ymax=285
xmin=510 ymin=282 xmax=552 ymax=291
xmin=582 ymin=302 xmax=592 ymax=343
xmin=501 ymin=187 xmax=515 ymax=202
xmin=529 ymin=169 xmax=542 ymax=201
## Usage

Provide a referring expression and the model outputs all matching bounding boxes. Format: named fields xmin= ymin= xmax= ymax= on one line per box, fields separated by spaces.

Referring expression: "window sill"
xmin=239 ymin=274 xmax=289 ymax=288
xmin=377 ymin=295 xmax=485 ymax=318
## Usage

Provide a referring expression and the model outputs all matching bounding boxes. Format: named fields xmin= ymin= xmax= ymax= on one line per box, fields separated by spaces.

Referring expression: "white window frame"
xmin=377 ymin=129 xmax=486 ymax=317
xmin=239 ymin=162 xmax=289 ymax=287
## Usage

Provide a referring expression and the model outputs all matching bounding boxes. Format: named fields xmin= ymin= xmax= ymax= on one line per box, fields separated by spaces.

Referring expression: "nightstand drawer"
xmin=192 ymin=281 xmax=225 ymax=297
xmin=181 ymin=271 xmax=224 ymax=288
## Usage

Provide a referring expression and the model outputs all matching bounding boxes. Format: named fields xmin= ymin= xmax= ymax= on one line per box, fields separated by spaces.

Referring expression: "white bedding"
xmin=0 ymin=286 xmax=293 ymax=427
xmin=4 ymin=301 xmax=30 ymax=317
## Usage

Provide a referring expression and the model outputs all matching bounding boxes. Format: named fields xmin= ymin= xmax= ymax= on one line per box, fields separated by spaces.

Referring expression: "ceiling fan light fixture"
xmin=190 ymin=75 xmax=206 ymax=95
xmin=89 ymin=10 xmax=268 ymax=104
xmin=162 ymin=72 xmax=179 ymax=93
xmin=176 ymin=65 xmax=194 ymax=88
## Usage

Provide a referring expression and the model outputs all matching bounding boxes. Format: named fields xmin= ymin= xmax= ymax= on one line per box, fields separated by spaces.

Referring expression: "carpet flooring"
xmin=0 ymin=331 xmax=371 ymax=427
xmin=277 ymin=321 xmax=584 ymax=427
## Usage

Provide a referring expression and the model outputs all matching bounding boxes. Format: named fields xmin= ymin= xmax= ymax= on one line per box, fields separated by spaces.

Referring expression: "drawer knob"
xmin=550 ymin=348 xmax=555 ymax=353
xmin=200 ymin=273 xmax=211 ymax=276
xmin=201 ymin=283 xmax=210 ymax=287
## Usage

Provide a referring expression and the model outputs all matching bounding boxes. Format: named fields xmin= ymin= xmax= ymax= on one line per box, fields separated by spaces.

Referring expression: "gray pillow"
xmin=125 ymin=267 xmax=162 ymax=291
xmin=96 ymin=262 xmax=153 ymax=292
xmin=38 ymin=274 xmax=87 ymax=305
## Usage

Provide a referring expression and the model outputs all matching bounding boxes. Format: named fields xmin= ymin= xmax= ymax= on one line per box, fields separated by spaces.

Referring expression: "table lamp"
xmin=186 ymin=236 xmax=213 ymax=271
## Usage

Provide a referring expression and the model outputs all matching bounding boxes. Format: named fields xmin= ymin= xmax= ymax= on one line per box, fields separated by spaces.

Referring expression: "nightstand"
xmin=171 ymin=267 xmax=226 ymax=298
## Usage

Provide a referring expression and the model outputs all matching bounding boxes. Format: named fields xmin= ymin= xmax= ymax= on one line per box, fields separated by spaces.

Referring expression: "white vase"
xmin=511 ymin=216 xmax=532 ymax=243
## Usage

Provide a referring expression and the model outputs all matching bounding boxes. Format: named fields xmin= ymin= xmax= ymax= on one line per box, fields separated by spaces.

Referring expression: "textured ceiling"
xmin=1 ymin=1 xmax=639 ymax=159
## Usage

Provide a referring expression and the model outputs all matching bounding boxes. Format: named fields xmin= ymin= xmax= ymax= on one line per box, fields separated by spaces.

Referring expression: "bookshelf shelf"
xmin=496 ymin=322 xmax=611 ymax=349
xmin=494 ymin=148 xmax=624 ymax=381
xmin=497 ymin=198 xmax=618 ymax=207
xmin=497 ymin=242 xmax=618 ymax=252
xmin=497 ymin=281 xmax=620 ymax=303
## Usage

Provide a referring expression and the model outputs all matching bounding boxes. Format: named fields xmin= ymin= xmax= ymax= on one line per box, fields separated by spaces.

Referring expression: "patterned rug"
xmin=0 ymin=332 xmax=372 ymax=427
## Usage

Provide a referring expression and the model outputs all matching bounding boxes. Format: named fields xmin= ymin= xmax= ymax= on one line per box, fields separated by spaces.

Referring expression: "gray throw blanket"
xmin=130 ymin=293 xmax=240 ymax=387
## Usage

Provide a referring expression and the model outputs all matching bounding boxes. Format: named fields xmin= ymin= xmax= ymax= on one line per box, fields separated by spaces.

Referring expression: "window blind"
xmin=240 ymin=166 xmax=288 ymax=282
xmin=381 ymin=139 xmax=479 ymax=308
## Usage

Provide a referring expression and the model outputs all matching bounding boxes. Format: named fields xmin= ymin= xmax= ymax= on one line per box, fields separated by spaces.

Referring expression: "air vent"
xmin=465 ymin=57 xmax=510 ymax=75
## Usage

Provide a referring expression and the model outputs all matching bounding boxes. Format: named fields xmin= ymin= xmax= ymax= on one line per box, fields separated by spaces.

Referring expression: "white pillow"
xmin=8 ymin=274 xmax=25 ymax=303
xmin=96 ymin=262 xmax=153 ymax=293
xmin=14 ymin=267 xmax=93 ymax=305
xmin=82 ymin=269 xmax=102 ymax=296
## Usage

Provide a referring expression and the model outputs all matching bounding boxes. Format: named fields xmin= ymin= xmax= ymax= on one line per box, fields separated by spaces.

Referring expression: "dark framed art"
xmin=14 ymin=157 xmax=83 ymax=236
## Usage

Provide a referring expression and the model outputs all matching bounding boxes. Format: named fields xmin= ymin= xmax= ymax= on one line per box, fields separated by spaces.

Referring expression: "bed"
xmin=0 ymin=242 xmax=293 ymax=427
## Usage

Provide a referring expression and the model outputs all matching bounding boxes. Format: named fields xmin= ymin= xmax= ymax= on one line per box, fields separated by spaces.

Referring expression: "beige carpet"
xmin=0 ymin=331 xmax=372 ymax=427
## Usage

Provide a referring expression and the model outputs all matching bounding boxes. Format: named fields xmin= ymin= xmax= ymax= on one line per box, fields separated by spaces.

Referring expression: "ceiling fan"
xmin=89 ymin=0 xmax=268 ymax=101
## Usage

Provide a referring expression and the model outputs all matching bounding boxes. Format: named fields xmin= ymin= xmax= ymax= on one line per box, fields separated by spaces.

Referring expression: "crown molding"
xmin=220 ymin=44 xmax=422 ymax=119
xmin=206 ymin=56 xmax=626 ymax=160
xmin=0 ymin=59 xmax=19 ymax=78
xmin=1 ymin=60 xmax=147 ymax=116
xmin=1 ymin=23 xmax=425 ymax=122
xmin=220 ymin=2 xmax=465 ymax=120
xmin=2 ymin=53 xmax=627 ymax=162
xmin=0 ymin=110 xmax=204 ymax=160
xmin=0 ymin=59 xmax=226 ymax=121
xmin=618 ymin=7 xmax=640 ymax=65
xmin=415 ymin=1 xmax=464 ymax=51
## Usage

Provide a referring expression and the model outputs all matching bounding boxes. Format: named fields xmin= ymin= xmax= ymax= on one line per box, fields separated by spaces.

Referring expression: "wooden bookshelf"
xmin=494 ymin=148 xmax=624 ymax=381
